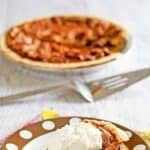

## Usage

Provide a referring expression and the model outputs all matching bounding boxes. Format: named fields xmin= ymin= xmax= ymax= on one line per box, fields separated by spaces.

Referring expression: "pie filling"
xmin=6 ymin=16 xmax=126 ymax=63
xmin=83 ymin=119 xmax=126 ymax=150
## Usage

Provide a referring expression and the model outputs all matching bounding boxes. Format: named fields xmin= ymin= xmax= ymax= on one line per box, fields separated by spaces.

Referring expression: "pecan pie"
xmin=0 ymin=16 xmax=128 ymax=70
xmin=83 ymin=119 xmax=129 ymax=150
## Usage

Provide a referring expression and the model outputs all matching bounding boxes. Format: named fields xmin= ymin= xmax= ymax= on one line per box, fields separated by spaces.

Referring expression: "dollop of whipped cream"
xmin=47 ymin=122 xmax=102 ymax=150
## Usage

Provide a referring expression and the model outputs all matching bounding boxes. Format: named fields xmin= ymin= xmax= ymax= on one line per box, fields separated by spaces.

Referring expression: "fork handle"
xmin=0 ymin=82 xmax=68 ymax=104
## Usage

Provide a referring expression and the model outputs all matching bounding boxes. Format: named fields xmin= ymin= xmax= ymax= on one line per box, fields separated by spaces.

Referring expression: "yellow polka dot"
xmin=139 ymin=131 xmax=150 ymax=146
xmin=41 ymin=109 xmax=58 ymax=120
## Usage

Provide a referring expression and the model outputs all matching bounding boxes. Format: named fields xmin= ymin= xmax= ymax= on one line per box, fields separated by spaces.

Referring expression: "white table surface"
xmin=0 ymin=0 xmax=150 ymax=140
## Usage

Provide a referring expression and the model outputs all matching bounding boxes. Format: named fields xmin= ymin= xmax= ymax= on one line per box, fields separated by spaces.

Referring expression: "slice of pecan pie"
xmin=0 ymin=16 xmax=128 ymax=70
xmin=83 ymin=119 xmax=129 ymax=150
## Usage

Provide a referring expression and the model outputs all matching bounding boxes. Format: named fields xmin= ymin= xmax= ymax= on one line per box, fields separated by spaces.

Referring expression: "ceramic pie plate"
xmin=0 ymin=17 xmax=132 ymax=72
xmin=1 ymin=116 xmax=149 ymax=150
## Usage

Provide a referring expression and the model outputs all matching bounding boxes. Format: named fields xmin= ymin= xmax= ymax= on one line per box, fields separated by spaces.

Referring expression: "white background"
xmin=0 ymin=0 xmax=150 ymax=139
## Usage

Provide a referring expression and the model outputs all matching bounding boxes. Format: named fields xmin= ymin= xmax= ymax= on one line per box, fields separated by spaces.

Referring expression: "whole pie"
xmin=0 ymin=16 xmax=128 ymax=70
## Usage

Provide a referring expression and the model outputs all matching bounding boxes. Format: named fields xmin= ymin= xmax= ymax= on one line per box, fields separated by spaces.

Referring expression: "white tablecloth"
xmin=0 ymin=0 xmax=150 ymax=139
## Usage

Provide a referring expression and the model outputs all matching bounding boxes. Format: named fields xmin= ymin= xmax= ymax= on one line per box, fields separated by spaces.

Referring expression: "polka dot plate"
xmin=1 ymin=117 xmax=149 ymax=150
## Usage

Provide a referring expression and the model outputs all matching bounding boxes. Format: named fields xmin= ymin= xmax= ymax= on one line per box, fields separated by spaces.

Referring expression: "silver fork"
xmin=0 ymin=68 xmax=149 ymax=104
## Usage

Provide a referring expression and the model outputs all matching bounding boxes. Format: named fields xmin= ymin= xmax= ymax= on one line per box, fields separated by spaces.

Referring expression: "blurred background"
xmin=0 ymin=0 xmax=150 ymax=139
